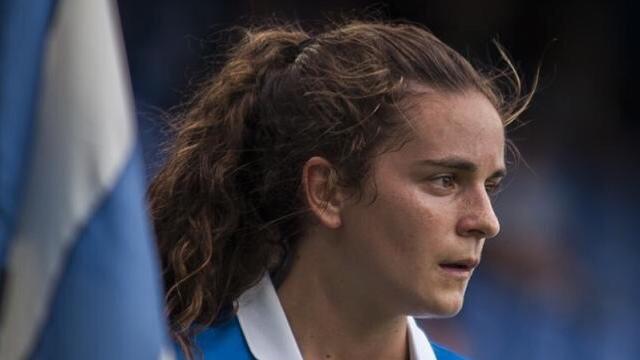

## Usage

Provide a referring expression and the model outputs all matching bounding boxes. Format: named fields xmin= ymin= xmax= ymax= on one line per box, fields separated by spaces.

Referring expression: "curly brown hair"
xmin=148 ymin=20 xmax=534 ymax=359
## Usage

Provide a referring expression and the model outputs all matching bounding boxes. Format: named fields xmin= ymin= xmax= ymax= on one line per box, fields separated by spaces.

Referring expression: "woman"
xmin=149 ymin=20 xmax=533 ymax=360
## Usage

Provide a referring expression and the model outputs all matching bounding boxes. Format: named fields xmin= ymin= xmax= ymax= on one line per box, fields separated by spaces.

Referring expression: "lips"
xmin=438 ymin=258 xmax=479 ymax=272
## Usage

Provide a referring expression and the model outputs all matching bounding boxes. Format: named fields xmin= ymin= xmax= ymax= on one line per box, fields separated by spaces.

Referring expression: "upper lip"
xmin=439 ymin=258 xmax=480 ymax=270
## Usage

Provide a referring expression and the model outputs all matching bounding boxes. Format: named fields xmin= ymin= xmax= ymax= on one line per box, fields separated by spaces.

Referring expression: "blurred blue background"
xmin=116 ymin=0 xmax=640 ymax=358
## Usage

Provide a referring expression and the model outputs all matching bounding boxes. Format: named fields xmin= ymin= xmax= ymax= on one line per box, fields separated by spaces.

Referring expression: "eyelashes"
xmin=485 ymin=181 xmax=504 ymax=196
xmin=431 ymin=175 xmax=456 ymax=190
xmin=429 ymin=174 xmax=504 ymax=196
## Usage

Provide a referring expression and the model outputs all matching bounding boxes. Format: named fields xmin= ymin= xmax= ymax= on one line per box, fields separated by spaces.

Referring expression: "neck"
xmin=277 ymin=229 xmax=410 ymax=360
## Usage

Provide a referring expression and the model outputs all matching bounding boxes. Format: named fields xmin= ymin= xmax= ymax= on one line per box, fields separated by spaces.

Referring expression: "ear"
xmin=302 ymin=156 xmax=345 ymax=229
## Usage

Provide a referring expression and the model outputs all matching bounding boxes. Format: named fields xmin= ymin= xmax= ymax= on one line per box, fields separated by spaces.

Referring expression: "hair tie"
xmin=293 ymin=37 xmax=317 ymax=65
xmin=297 ymin=38 xmax=315 ymax=53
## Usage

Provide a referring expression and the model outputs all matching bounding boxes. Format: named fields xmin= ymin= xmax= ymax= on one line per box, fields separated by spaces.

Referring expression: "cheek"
xmin=368 ymin=186 xmax=453 ymax=266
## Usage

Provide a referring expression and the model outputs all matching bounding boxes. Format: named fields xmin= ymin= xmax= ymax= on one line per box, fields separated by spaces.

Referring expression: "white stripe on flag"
xmin=0 ymin=0 xmax=135 ymax=358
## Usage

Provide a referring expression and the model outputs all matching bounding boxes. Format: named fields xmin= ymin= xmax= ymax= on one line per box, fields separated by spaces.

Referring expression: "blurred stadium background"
xmin=117 ymin=0 xmax=640 ymax=359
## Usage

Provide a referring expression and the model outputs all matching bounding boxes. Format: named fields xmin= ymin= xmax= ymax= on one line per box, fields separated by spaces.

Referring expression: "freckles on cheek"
xmin=382 ymin=191 xmax=438 ymax=254
xmin=402 ymin=194 xmax=454 ymax=264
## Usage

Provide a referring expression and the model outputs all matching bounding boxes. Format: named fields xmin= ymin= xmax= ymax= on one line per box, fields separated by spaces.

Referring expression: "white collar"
xmin=237 ymin=274 xmax=437 ymax=360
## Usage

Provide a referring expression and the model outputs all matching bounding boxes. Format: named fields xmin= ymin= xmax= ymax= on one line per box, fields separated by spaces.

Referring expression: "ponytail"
xmin=148 ymin=27 xmax=309 ymax=358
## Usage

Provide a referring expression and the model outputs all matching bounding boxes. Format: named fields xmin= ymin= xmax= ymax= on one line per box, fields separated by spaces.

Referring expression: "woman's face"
xmin=337 ymin=90 xmax=505 ymax=317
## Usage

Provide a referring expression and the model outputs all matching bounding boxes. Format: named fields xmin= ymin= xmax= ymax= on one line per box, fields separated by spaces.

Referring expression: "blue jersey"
xmin=177 ymin=275 xmax=467 ymax=359
xmin=180 ymin=316 xmax=467 ymax=360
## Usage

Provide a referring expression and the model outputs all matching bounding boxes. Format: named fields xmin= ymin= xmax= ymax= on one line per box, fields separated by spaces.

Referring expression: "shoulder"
xmin=432 ymin=342 xmax=468 ymax=360
xmin=176 ymin=316 xmax=253 ymax=360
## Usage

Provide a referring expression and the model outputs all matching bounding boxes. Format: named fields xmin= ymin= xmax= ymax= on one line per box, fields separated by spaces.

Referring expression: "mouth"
xmin=438 ymin=258 xmax=479 ymax=277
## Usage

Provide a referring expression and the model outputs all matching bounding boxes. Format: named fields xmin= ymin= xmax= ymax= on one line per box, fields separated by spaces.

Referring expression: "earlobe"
xmin=302 ymin=157 xmax=344 ymax=229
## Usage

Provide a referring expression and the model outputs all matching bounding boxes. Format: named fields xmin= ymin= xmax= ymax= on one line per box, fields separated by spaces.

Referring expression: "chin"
xmin=412 ymin=291 xmax=466 ymax=319
xmin=433 ymin=298 xmax=464 ymax=318
xmin=436 ymin=301 xmax=464 ymax=317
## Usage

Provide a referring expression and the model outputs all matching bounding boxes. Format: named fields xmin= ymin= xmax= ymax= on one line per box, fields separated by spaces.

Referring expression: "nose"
xmin=456 ymin=186 xmax=501 ymax=240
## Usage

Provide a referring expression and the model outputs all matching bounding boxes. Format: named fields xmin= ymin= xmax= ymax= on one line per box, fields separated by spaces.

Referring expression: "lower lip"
xmin=439 ymin=265 xmax=473 ymax=278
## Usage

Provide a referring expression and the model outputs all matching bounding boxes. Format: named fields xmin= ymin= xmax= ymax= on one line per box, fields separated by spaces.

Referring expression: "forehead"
xmin=396 ymin=90 xmax=505 ymax=171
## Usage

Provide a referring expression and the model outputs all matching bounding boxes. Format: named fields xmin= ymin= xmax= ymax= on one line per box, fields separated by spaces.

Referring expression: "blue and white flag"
xmin=0 ymin=0 xmax=173 ymax=359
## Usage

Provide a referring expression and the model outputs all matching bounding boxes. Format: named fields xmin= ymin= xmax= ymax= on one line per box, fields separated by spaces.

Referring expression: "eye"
xmin=485 ymin=180 xmax=503 ymax=196
xmin=431 ymin=174 xmax=457 ymax=190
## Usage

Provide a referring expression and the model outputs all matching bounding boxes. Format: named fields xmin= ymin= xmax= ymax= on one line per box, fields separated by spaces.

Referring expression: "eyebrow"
xmin=415 ymin=156 xmax=507 ymax=179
